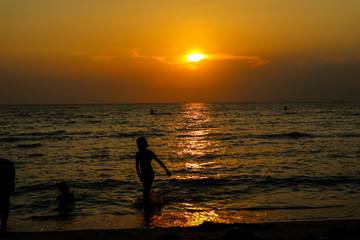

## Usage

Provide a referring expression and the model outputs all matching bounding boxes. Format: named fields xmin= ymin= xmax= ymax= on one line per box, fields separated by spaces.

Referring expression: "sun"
xmin=186 ymin=53 xmax=205 ymax=62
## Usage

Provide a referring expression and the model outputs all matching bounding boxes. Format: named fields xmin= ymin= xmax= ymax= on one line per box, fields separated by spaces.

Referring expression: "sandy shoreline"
xmin=1 ymin=220 xmax=359 ymax=240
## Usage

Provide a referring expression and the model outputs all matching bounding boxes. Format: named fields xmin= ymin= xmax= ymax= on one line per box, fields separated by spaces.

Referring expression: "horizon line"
xmin=0 ymin=100 xmax=358 ymax=105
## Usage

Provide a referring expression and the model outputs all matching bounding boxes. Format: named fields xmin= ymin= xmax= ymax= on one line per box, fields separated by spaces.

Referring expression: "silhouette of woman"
xmin=135 ymin=137 xmax=171 ymax=204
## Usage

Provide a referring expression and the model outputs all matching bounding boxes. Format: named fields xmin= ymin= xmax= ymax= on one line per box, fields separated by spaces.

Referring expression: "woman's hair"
xmin=137 ymin=137 xmax=149 ymax=148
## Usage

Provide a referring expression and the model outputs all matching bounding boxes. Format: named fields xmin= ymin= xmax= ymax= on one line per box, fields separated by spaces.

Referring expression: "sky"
xmin=1 ymin=0 xmax=360 ymax=104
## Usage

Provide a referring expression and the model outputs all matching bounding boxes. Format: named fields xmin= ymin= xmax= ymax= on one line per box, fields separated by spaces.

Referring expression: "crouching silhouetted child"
xmin=135 ymin=137 xmax=171 ymax=204
xmin=56 ymin=182 xmax=75 ymax=213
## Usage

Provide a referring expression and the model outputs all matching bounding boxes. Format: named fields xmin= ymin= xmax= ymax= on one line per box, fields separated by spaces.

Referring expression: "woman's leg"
xmin=142 ymin=173 xmax=154 ymax=204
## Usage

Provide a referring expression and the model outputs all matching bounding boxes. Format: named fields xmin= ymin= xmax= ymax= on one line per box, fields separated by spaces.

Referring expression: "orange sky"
xmin=1 ymin=0 xmax=360 ymax=103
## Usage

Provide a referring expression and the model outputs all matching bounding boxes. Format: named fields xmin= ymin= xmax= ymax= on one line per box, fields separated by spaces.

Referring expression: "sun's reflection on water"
xmin=149 ymin=203 xmax=225 ymax=228
xmin=185 ymin=161 xmax=217 ymax=171
xmin=176 ymin=103 xmax=215 ymax=158
xmin=148 ymin=208 xmax=290 ymax=228
xmin=180 ymin=203 xmax=220 ymax=226
xmin=174 ymin=103 xmax=224 ymax=183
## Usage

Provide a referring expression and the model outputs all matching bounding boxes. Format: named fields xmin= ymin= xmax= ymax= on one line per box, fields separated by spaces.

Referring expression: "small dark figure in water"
xmin=284 ymin=106 xmax=288 ymax=110
xmin=56 ymin=182 xmax=75 ymax=212
xmin=0 ymin=158 xmax=15 ymax=232
xmin=150 ymin=109 xmax=155 ymax=115
xmin=135 ymin=137 xmax=171 ymax=204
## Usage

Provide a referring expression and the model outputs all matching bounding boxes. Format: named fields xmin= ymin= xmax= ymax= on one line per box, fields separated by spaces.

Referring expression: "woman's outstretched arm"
xmin=154 ymin=155 xmax=171 ymax=176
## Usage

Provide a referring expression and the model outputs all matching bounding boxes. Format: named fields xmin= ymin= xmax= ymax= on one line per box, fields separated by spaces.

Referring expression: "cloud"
xmin=88 ymin=50 xmax=270 ymax=70
xmin=206 ymin=53 xmax=270 ymax=67
xmin=131 ymin=50 xmax=270 ymax=70
xmin=131 ymin=50 xmax=197 ymax=70
xmin=90 ymin=55 xmax=122 ymax=64
xmin=323 ymin=55 xmax=360 ymax=64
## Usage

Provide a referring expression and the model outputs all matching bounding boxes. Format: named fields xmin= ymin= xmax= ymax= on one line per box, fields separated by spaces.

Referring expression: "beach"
xmin=2 ymin=220 xmax=360 ymax=240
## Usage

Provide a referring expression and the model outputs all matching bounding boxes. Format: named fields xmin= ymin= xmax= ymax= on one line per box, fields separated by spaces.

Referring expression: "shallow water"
xmin=0 ymin=103 xmax=359 ymax=231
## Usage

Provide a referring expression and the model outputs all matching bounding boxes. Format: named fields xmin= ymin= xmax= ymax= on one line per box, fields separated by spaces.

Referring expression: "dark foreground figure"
xmin=56 ymin=181 xmax=75 ymax=213
xmin=0 ymin=158 xmax=15 ymax=232
xmin=135 ymin=137 xmax=171 ymax=204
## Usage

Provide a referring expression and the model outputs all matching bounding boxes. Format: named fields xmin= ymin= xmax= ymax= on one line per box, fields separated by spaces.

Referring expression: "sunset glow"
xmin=1 ymin=1 xmax=359 ymax=103
xmin=186 ymin=53 xmax=205 ymax=62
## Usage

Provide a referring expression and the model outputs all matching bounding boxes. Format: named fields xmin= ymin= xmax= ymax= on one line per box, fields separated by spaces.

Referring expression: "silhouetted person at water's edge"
xmin=0 ymin=158 xmax=15 ymax=232
xmin=56 ymin=181 xmax=75 ymax=213
xmin=135 ymin=137 xmax=171 ymax=204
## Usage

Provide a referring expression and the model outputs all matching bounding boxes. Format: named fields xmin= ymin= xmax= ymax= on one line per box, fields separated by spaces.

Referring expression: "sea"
xmin=0 ymin=103 xmax=359 ymax=231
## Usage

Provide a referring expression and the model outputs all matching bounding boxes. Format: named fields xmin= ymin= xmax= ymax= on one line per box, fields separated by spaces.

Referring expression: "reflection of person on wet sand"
xmin=0 ymin=158 xmax=15 ymax=232
xmin=56 ymin=181 xmax=75 ymax=213
xmin=135 ymin=137 xmax=171 ymax=204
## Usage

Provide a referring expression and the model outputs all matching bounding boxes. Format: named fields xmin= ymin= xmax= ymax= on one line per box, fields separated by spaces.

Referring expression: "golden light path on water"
xmin=149 ymin=103 xmax=289 ymax=227
xmin=176 ymin=103 xmax=219 ymax=180
xmin=151 ymin=103 xmax=237 ymax=227
xmin=149 ymin=207 xmax=282 ymax=228
xmin=168 ymin=103 xmax=225 ymax=225
xmin=176 ymin=103 xmax=213 ymax=157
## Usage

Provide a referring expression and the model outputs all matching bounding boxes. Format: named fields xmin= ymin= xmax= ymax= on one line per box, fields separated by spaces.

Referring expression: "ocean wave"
xmin=255 ymin=176 xmax=360 ymax=188
xmin=14 ymin=143 xmax=43 ymax=148
xmin=67 ymin=131 xmax=92 ymax=136
xmin=109 ymin=131 xmax=165 ymax=138
xmin=29 ymin=214 xmax=77 ymax=221
xmin=117 ymin=120 xmax=131 ymax=124
xmin=85 ymin=120 xmax=102 ymax=124
xmin=76 ymin=179 xmax=131 ymax=190
xmin=230 ymin=205 xmax=345 ymax=211
xmin=74 ymin=114 xmax=96 ymax=119
xmin=340 ymin=133 xmax=360 ymax=138
xmin=166 ymin=175 xmax=360 ymax=190
xmin=22 ymin=130 xmax=67 ymax=137
xmin=258 ymin=132 xmax=314 ymax=139
xmin=283 ymin=112 xmax=299 ymax=115
xmin=176 ymin=132 xmax=237 ymax=141
xmin=0 ymin=137 xmax=24 ymax=142
xmin=168 ymin=177 xmax=232 ymax=188
xmin=1 ymin=130 xmax=69 ymax=142
xmin=174 ymin=162 xmax=221 ymax=173
xmin=27 ymin=153 xmax=45 ymax=158
xmin=15 ymin=182 xmax=57 ymax=195
xmin=15 ymin=179 xmax=132 ymax=197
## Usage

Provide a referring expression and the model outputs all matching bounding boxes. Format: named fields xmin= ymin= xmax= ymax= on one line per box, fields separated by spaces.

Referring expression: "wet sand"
xmin=1 ymin=220 xmax=360 ymax=240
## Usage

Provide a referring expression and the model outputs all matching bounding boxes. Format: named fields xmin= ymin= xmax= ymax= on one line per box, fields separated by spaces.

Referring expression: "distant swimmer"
xmin=135 ymin=137 xmax=171 ymax=204
xmin=150 ymin=109 xmax=155 ymax=115
xmin=284 ymin=106 xmax=288 ymax=110
xmin=0 ymin=158 xmax=15 ymax=232
xmin=56 ymin=181 xmax=75 ymax=212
